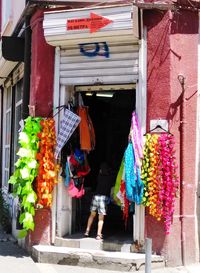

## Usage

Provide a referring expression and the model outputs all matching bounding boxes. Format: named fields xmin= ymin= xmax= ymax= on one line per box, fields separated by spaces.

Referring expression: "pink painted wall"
xmin=29 ymin=10 xmax=55 ymax=117
xmin=144 ymin=9 xmax=199 ymax=266
xmin=169 ymin=9 xmax=198 ymax=265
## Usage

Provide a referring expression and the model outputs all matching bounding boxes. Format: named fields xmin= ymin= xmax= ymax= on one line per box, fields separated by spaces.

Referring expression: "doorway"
xmin=73 ymin=88 xmax=136 ymax=239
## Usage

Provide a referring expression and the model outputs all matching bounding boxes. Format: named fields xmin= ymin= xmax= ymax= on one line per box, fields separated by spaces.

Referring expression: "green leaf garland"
xmin=8 ymin=116 xmax=42 ymax=237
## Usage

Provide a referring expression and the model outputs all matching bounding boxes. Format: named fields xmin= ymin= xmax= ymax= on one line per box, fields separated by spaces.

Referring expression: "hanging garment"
xmin=119 ymin=180 xmax=129 ymax=227
xmin=65 ymin=156 xmax=73 ymax=187
xmin=113 ymin=157 xmax=124 ymax=206
xmin=130 ymin=112 xmax=143 ymax=168
xmin=55 ymin=109 xmax=81 ymax=159
xmin=65 ymin=149 xmax=90 ymax=198
xmin=68 ymin=178 xmax=85 ymax=198
xmin=68 ymin=149 xmax=90 ymax=178
xmin=116 ymin=168 xmax=125 ymax=207
xmin=124 ymin=142 xmax=144 ymax=205
xmin=77 ymin=106 xmax=95 ymax=152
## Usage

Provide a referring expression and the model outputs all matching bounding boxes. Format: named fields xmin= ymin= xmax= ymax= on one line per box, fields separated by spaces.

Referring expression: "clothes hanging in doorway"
xmin=77 ymin=106 xmax=96 ymax=152
xmin=55 ymin=108 xmax=81 ymax=159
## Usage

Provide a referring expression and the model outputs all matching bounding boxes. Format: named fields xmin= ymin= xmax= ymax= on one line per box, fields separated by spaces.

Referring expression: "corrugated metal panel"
xmin=60 ymin=40 xmax=139 ymax=85
xmin=43 ymin=5 xmax=138 ymax=46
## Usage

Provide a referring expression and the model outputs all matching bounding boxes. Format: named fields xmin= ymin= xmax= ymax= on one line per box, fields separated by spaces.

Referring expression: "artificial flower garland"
xmin=8 ymin=117 xmax=42 ymax=238
xmin=9 ymin=116 xmax=58 ymax=238
xmin=142 ymin=134 xmax=162 ymax=219
xmin=35 ymin=118 xmax=58 ymax=208
xmin=141 ymin=133 xmax=179 ymax=234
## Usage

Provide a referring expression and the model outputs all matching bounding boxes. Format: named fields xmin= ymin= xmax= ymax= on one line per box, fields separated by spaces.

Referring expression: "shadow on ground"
xmin=0 ymin=241 xmax=29 ymax=258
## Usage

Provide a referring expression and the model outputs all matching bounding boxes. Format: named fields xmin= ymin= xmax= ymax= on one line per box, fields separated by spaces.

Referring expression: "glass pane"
xmin=5 ymin=111 xmax=11 ymax=145
xmin=16 ymin=79 xmax=23 ymax=102
xmin=6 ymin=86 xmax=12 ymax=109
xmin=4 ymin=170 xmax=9 ymax=186
xmin=15 ymin=104 xmax=22 ymax=133
xmin=14 ymin=105 xmax=22 ymax=164
xmin=5 ymin=148 xmax=10 ymax=168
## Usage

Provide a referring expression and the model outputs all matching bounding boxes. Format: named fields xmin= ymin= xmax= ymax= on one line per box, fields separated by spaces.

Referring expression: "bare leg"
xmin=97 ymin=213 xmax=104 ymax=238
xmin=85 ymin=211 xmax=96 ymax=235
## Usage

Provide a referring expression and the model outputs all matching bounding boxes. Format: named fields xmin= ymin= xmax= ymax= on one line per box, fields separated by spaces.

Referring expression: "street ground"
xmin=0 ymin=226 xmax=199 ymax=273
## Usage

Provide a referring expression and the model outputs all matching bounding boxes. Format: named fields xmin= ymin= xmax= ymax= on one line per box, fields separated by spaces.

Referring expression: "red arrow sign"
xmin=67 ymin=13 xmax=113 ymax=33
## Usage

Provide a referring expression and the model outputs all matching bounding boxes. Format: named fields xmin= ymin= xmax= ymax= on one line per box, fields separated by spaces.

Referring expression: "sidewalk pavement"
xmin=0 ymin=224 xmax=200 ymax=273
xmin=143 ymin=264 xmax=200 ymax=273
xmin=35 ymin=263 xmax=200 ymax=273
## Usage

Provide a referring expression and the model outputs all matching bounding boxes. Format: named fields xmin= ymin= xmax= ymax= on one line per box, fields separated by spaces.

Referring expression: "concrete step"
xmin=32 ymin=245 xmax=165 ymax=271
xmin=54 ymin=236 xmax=138 ymax=253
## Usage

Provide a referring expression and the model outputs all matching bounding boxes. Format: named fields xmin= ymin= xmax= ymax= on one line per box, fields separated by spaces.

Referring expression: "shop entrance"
xmin=72 ymin=86 xmax=136 ymax=240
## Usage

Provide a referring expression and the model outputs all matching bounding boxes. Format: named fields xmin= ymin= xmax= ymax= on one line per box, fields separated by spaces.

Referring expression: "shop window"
xmin=2 ymin=78 xmax=23 ymax=189
xmin=2 ymin=85 xmax=12 ymax=188
xmin=13 ymin=79 xmax=23 ymax=167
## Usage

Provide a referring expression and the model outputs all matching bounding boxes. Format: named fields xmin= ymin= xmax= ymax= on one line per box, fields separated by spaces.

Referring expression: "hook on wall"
xmin=178 ymin=74 xmax=186 ymax=87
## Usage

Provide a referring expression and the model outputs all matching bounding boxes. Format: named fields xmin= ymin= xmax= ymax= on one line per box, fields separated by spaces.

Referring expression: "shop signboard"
xmin=66 ymin=13 xmax=113 ymax=33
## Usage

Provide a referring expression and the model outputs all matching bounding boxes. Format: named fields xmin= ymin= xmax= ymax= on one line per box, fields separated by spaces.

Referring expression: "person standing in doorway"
xmin=84 ymin=162 xmax=114 ymax=240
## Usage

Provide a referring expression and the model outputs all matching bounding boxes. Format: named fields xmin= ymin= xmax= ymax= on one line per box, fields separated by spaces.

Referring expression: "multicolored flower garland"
xmin=142 ymin=134 xmax=162 ymax=220
xmin=141 ymin=133 xmax=179 ymax=234
xmin=35 ymin=118 xmax=58 ymax=208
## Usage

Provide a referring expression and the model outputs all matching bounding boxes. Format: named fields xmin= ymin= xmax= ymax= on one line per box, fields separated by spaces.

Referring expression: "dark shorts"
xmin=90 ymin=195 xmax=109 ymax=215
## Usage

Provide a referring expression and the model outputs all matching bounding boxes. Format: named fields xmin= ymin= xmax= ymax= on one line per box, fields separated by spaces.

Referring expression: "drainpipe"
xmin=178 ymin=74 xmax=186 ymax=266
xmin=22 ymin=2 xmax=32 ymax=119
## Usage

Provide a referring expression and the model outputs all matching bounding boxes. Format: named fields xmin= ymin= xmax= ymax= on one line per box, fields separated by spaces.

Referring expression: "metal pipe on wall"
xmin=22 ymin=15 xmax=32 ymax=119
xmin=178 ymin=74 xmax=186 ymax=266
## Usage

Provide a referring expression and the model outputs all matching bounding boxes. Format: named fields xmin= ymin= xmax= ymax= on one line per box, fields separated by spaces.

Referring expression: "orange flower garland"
xmin=36 ymin=118 xmax=58 ymax=208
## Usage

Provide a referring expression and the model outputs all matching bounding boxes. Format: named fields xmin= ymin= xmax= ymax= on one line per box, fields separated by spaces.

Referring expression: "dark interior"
xmin=73 ymin=89 xmax=136 ymax=239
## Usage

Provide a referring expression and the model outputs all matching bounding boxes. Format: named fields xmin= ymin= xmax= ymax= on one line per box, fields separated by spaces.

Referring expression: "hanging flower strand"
xmin=35 ymin=118 xmax=59 ymax=208
xmin=141 ymin=133 xmax=179 ymax=234
xmin=147 ymin=134 xmax=162 ymax=220
xmin=159 ymin=134 xmax=179 ymax=234
xmin=8 ymin=117 xmax=42 ymax=238
xmin=141 ymin=134 xmax=151 ymax=207
xmin=142 ymin=133 xmax=161 ymax=221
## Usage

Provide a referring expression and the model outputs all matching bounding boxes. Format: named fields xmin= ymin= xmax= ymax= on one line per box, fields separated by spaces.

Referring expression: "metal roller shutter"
xmin=60 ymin=41 xmax=139 ymax=85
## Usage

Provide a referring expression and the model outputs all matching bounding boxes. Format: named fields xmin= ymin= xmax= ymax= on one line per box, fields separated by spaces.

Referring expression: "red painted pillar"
xmin=26 ymin=10 xmax=55 ymax=249
xmin=144 ymin=9 xmax=199 ymax=266
xmin=143 ymin=9 xmax=177 ymax=262
xmin=29 ymin=10 xmax=55 ymax=117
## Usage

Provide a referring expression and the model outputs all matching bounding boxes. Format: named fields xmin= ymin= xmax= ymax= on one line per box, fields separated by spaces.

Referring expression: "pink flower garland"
xmin=158 ymin=134 xmax=179 ymax=234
